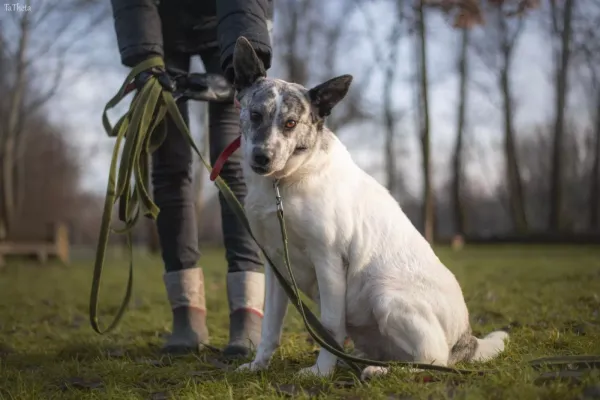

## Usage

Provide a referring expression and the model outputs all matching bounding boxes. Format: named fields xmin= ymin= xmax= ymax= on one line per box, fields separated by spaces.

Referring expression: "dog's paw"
xmin=360 ymin=366 xmax=389 ymax=381
xmin=236 ymin=360 xmax=268 ymax=373
xmin=296 ymin=364 xmax=334 ymax=378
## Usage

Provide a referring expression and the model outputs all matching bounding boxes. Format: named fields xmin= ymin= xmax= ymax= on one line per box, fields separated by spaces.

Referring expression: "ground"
xmin=1 ymin=245 xmax=600 ymax=400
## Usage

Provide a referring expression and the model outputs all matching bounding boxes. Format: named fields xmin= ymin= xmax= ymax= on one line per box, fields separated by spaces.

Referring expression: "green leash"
xmin=90 ymin=56 xmax=600 ymax=377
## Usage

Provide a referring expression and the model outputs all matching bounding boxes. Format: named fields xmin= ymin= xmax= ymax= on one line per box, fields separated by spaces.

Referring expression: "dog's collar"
xmin=210 ymin=96 xmax=243 ymax=182
xmin=210 ymin=136 xmax=241 ymax=181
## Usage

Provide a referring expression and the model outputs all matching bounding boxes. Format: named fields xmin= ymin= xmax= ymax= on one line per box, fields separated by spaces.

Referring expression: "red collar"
xmin=209 ymin=96 xmax=242 ymax=181
xmin=210 ymin=136 xmax=241 ymax=181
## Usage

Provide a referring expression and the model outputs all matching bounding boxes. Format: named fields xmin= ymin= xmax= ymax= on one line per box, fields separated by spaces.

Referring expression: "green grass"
xmin=1 ymin=245 xmax=600 ymax=399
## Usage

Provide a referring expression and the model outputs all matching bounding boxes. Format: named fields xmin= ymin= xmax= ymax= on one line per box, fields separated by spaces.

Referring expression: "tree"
xmin=358 ymin=0 xmax=409 ymax=199
xmin=273 ymin=0 xmax=374 ymax=133
xmin=418 ymin=0 xmax=487 ymax=240
xmin=5 ymin=112 xmax=85 ymax=241
xmin=452 ymin=26 xmax=471 ymax=236
xmin=470 ymin=0 xmax=537 ymax=233
xmin=382 ymin=21 xmax=404 ymax=198
xmin=0 ymin=0 xmax=109 ymax=240
xmin=0 ymin=1 xmax=31 ymax=240
xmin=415 ymin=0 xmax=435 ymax=242
xmin=548 ymin=0 xmax=575 ymax=231
xmin=571 ymin=0 xmax=600 ymax=230
xmin=590 ymin=89 xmax=600 ymax=230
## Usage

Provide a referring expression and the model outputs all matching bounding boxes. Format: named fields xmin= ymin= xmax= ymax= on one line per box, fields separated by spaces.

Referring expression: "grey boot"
xmin=223 ymin=271 xmax=265 ymax=358
xmin=162 ymin=267 xmax=210 ymax=354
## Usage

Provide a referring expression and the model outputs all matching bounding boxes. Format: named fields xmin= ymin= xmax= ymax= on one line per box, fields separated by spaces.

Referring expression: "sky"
xmin=7 ymin=1 xmax=592 ymax=203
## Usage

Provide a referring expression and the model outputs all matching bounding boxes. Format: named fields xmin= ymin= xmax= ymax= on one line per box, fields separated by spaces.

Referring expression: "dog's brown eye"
xmin=285 ymin=120 xmax=297 ymax=129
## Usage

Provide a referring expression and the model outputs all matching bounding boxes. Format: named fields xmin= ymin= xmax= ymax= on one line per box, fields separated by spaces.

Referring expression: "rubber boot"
xmin=161 ymin=267 xmax=210 ymax=354
xmin=222 ymin=271 xmax=265 ymax=358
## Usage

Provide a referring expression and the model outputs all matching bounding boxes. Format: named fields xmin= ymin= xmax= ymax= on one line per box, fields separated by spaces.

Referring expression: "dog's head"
xmin=232 ymin=37 xmax=353 ymax=178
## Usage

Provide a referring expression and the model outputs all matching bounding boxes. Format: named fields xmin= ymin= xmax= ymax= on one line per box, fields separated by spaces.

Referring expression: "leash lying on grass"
xmin=90 ymin=56 xmax=600 ymax=378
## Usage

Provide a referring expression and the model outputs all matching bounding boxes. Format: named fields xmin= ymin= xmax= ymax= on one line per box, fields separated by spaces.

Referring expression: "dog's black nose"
xmin=252 ymin=148 xmax=271 ymax=167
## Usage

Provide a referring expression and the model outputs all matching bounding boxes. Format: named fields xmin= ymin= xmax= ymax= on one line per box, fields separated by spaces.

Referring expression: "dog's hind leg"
xmin=360 ymin=327 xmax=448 ymax=380
xmin=375 ymin=298 xmax=450 ymax=368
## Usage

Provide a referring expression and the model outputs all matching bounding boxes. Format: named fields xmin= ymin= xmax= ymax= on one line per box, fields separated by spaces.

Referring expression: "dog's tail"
xmin=450 ymin=330 xmax=509 ymax=364
xmin=471 ymin=330 xmax=509 ymax=362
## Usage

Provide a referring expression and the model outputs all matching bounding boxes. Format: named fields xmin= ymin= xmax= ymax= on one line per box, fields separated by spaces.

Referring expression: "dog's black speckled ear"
xmin=308 ymin=75 xmax=353 ymax=118
xmin=233 ymin=36 xmax=267 ymax=92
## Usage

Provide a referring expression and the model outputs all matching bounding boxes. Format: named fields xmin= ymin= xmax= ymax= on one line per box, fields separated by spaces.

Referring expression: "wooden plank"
xmin=0 ymin=222 xmax=70 ymax=266
xmin=53 ymin=223 xmax=70 ymax=264
xmin=0 ymin=243 xmax=53 ymax=253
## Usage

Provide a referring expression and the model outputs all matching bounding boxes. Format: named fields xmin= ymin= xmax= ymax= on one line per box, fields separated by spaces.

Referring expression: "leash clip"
xmin=274 ymin=180 xmax=283 ymax=212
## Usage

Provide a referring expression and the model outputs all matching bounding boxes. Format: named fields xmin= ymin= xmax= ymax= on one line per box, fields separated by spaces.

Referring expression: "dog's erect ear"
xmin=233 ymin=36 xmax=266 ymax=91
xmin=307 ymin=75 xmax=353 ymax=118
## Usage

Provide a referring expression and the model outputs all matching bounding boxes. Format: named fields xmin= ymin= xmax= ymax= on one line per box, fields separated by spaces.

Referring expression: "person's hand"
xmin=177 ymin=73 xmax=234 ymax=103
xmin=134 ymin=66 xmax=176 ymax=92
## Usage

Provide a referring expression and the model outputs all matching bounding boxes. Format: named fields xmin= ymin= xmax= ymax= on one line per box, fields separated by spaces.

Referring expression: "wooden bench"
xmin=0 ymin=223 xmax=70 ymax=267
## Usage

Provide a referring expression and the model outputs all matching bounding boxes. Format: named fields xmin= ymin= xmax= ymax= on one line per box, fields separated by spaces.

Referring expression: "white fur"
xmin=236 ymin=97 xmax=508 ymax=379
xmin=473 ymin=331 xmax=509 ymax=361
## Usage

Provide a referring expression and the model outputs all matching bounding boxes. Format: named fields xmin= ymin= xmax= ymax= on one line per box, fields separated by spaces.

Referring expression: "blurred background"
xmin=0 ymin=0 xmax=598 ymax=259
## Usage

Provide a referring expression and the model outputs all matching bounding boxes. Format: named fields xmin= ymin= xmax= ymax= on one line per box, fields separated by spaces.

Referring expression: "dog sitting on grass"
xmin=231 ymin=37 xmax=509 ymax=379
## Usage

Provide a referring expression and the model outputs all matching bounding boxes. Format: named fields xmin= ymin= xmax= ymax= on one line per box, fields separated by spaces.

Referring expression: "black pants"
xmin=152 ymin=47 xmax=263 ymax=274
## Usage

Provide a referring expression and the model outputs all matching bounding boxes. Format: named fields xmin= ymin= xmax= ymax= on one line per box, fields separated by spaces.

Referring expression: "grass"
xmin=1 ymin=245 xmax=600 ymax=399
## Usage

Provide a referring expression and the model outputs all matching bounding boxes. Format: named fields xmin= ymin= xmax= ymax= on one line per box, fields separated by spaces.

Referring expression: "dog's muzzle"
xmin=251 ymin=148 xmax=273 ymax=174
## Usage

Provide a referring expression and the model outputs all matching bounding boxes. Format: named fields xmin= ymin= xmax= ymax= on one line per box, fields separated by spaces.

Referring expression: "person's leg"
xmin=152 ymin=50 xmax=209 ymax=354
xmin=200 ymin=48 xmax=265 ymax=358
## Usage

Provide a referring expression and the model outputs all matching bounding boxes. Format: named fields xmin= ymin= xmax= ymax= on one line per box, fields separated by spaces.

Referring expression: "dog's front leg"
xmin=237 ymin=261 xmax=288 ymax=372
xmin=298 ymin=250 xmax=346 ymax=378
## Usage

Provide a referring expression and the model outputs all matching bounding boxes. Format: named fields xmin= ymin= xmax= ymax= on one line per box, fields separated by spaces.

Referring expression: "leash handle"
xmin=91 ymin=56 xmax=166 ymax=334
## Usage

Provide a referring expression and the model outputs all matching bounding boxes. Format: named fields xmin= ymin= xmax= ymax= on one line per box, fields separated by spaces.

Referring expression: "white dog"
xmin=230 ymin=37 xmax=508 ymax=379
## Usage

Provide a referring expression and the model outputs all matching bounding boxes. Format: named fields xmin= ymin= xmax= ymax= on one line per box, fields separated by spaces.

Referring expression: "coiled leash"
xmin=90 ymin=56 xmax=600 ymax=378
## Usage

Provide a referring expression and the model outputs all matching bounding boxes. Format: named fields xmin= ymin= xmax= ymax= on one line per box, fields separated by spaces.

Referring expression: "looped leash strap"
xmin=92 ymin=57 xmax=600 ymax=377
xmin=90 ymin=57 xmax=167 ymax=334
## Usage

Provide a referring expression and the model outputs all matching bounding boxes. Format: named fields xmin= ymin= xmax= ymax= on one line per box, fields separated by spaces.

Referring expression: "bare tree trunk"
xmin=14 ymin=117 xmax=27 ymax=217
xmin=0 ymin=31 xmax=5 ymax=240
xmin=452 ymin=27 xmax=469 ymax=236
xmin=281 ymin=0 xmax=314 ymax=85
xmin=500 ymin=63 xmax=528 ymax=232
xmin=591 ymin=89 xmax=600 ymax=230
xmin=383 ymin=69 xmax=397 ymax=196
xmin=549 ymin=0 xmax=574 ymax=231
xmin=498 ymin=14 xmax=528 ymax=233
xmin=383 ymin=17 xmax=402 ymax=198
xmin=1 ymin=6 xmax=30 ymax=239
xmin=417 ymin=0 xmax=434 ymax=243
xmin=0 ymin=136 xmax=5 ymax=240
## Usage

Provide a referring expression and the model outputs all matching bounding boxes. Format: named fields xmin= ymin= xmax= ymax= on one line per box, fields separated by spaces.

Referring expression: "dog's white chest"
xmin=245 ymin=187 xmax=319 ymax=300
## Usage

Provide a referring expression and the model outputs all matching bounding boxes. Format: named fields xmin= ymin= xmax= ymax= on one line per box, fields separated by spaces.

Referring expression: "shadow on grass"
xmin=3 ymin=339 xmax=249 ymax=368
xmin=1 ymin=341 xmax=260 ymax=397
